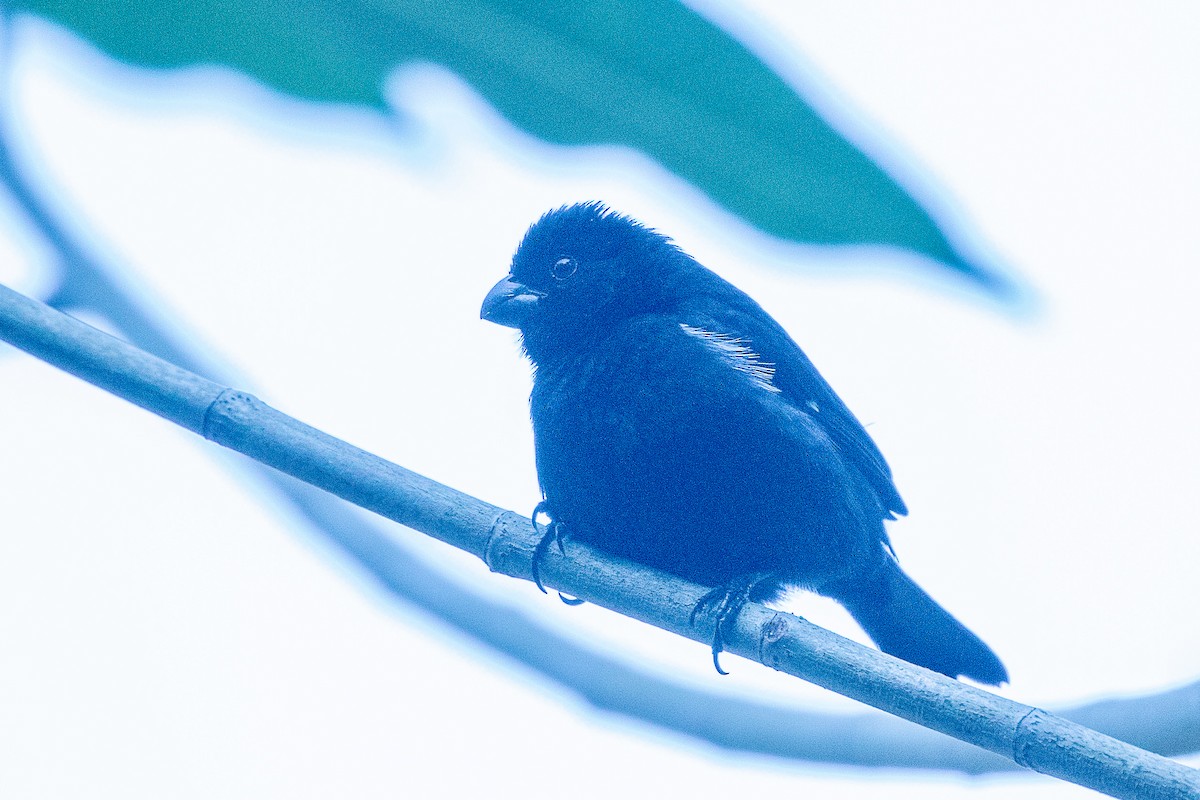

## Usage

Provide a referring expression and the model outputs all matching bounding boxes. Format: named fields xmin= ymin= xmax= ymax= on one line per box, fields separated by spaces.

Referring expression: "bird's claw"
xmin=530 ymin=501 xmax=570 ymax=595
xmin=690 ymin=585 xmax=741 ymax=675
xmin=689 ymin=573 xmax=777 ymax=675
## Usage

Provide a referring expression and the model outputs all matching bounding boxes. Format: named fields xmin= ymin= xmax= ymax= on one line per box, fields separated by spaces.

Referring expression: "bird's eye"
xmin=551 ymin=256 xmax=578 ymax=281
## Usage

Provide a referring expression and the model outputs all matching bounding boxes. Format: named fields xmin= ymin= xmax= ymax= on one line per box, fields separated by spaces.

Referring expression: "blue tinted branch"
xmin=1 ymin=279 xmax=1197 ymax=800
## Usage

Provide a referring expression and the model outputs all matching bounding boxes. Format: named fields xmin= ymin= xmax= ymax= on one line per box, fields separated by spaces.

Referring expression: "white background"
xmin=1 ymin=3 xmax=1197 ymax=797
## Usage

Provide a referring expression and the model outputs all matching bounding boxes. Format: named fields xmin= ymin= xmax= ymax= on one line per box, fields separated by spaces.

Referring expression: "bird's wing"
xmin=679 ymin=291 xmax=908 ymax=520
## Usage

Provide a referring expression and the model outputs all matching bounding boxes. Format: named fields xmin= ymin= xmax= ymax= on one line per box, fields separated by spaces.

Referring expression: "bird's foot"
xmin=530 ymin=501 xmax=582 ymax=605
xmin=689 ymin=573 xmax=778 ymax=675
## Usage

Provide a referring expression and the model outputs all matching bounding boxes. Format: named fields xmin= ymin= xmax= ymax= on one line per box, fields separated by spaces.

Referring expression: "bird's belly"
xmin=532 ymin=366 xmax=877 ymax=589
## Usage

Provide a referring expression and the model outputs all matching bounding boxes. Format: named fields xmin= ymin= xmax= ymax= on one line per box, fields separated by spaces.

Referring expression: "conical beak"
xmin=481 ymin=276 xmax=543 ymax=328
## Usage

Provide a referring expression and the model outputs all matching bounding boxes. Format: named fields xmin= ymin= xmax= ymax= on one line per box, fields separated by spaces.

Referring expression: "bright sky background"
xmin=1 ymin=3 xmax=1198 ymax=797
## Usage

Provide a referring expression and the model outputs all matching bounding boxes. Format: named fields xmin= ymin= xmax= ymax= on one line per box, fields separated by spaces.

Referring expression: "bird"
xmin=480 ymin=202 xmax=1007 ymax=685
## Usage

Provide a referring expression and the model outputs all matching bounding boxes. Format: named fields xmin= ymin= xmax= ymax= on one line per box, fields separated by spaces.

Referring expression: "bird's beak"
xmin=481 ymin=275 xmax=542 ymax=328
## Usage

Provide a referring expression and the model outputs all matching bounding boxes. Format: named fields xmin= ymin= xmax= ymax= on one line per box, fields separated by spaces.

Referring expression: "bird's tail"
xmin=829 ymin=554 xmax=1008 ymax=685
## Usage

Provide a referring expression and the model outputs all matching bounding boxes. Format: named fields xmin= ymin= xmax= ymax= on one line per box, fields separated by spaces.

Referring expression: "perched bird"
xmin=481 ymin=202 xmax=1007 ymax=684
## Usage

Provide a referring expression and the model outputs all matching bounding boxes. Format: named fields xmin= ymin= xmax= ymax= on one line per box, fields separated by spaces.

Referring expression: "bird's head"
xmin=481 ymin=202 xmax=684 ymax=363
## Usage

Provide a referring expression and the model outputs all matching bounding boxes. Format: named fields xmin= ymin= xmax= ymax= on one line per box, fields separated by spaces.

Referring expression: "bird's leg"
xmin=530 ymin=501 xmax=583 ymax=604
xmin=530 ymin=500 xmax=560 ymax=594
xmin=689 ymin=573 xmax=778 ymax=675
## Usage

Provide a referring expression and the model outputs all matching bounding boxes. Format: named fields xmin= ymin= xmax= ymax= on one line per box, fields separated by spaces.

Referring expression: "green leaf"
xmin=12 ymin=0 xmax=1008 ymax=292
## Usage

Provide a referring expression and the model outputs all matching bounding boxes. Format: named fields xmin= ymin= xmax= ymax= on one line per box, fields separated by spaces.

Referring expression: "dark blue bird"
xmin=481 ymin=202 xmax=1007 ymax=684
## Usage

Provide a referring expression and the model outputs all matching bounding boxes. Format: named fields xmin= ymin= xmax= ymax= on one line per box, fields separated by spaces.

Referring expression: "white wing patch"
xmin=678 ymin=323 xmax=781 ymax=394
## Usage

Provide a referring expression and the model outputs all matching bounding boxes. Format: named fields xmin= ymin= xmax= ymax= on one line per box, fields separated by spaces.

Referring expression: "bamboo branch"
xmin=1 ymin=281 xmax=1197 ymax=799
xmin=2 ymin=125 xmax=1195 ymax=778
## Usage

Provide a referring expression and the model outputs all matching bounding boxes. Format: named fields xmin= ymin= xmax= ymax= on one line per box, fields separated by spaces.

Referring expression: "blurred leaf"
xmin=12 ymin=0 xmax=1006 ymax=291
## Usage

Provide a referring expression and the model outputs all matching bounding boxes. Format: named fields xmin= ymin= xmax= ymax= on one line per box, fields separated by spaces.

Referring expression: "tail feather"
xmin=831 ymin=556 xmax=1008 ymax=685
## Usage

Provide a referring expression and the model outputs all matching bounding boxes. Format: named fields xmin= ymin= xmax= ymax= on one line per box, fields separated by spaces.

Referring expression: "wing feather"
xmin=677 ymin=279 xmax=908 ymax=520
